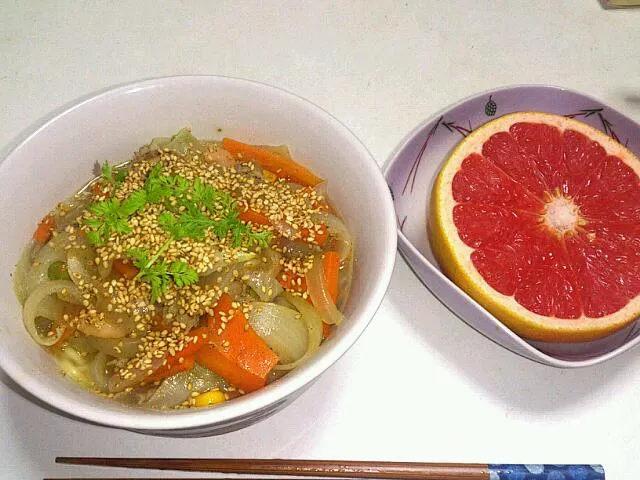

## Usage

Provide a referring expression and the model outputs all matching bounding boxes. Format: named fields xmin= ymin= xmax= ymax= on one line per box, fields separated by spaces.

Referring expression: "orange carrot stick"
xmin=33 ymin=215 xmax=56 ymax=244
xmin=222 ymin=138 xmax=323 ymax=187
xmin=143 ymin=355 xmax=195 ymax=384
xmin=141 ymin=327 xmax=209 ymax=384
xmin=207 ymin=293 xmax=234 ymax=330
xmin=198 ymin=308 xmax=279 ymax=393
xmin=278 ymin=269 xmax=307 ymax=294
xmin=300 ymin=226 xmax=328 ymax=247
xmin=112 ymin=258 xmax=139 ymax=280
xmin=238 ymin=208 xmax=272 ymax=227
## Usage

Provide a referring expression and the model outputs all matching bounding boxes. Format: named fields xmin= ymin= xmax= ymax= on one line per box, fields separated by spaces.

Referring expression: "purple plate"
xmin=384 ymin=85 xmax=640 ymax=367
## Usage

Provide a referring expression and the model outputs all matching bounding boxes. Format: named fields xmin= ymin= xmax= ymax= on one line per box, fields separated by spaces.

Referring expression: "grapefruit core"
xmin=429 ymin=112 xmax=640 ymax=342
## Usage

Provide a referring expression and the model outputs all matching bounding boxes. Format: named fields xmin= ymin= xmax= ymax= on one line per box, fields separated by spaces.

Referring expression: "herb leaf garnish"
xmin=127 ymin=247 xmax=198 ymax=303
xmin=83 ymin=163 xmax=272 ymax=301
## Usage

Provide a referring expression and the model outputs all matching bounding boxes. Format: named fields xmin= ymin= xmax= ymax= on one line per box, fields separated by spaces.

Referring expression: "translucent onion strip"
xmin=86 ymin=336 xmax=140 ymax=359
xmin=107 ymin=355 xmax=166 ymax=393
xmin=22 ymin=242 xmax=67 ymax=299
xmin=90 ymin=352 xmax=110 ymax=392
xmin=274 ymin=293 xmax=323 ymax=371
xmin=13 ymin=240 xmax=37 ymax=303
xmin=66 ymin=247 xmax=98 ymax=289
xmin=313 ymin=212 xmax=353 ymax=262
xmin=144 ymin=364 xmax=227 ymax=409
xmin=244 ymin=271 xmax=283 ymax=302
xmin=248 ymin=302 xmax=308 ymax=364
xmin=23 ymin=280 xmax=81 ymax=346
xmin=306 ymin=254 xmax=345 ymax=326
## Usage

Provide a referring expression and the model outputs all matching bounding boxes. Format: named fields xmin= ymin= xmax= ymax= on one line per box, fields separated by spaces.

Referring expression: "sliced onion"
xmin=13 ymin=240 xmax=36 ymax=303
xmin=78 ymin=295 xmax=135 ymax=339
xmin=306 ymin=254 xmax=345 ymax=326
xmin=336 ymin=254 xmax=354 ymax=309
xmin=244 ymin=270 xmax=283 ymax=301
xmin=313 ymin=180 xmax=328 ymax=200
xmin=55 ymin=345 xmax=93 ymax=387
xmin=204 ymin=146 xmax=235 ymax=167
xmin=23 ymin=280 xmax=81 ymax=346
xmin=23 ymin=242 xmax=67 ymax=299
xmin=76 ymin=317 xmax=131 ymax=339
xmin=272 ymin=218 xmax=296 ymax=239
xmin=86 ymin=336 xmax=140 ymax=359
xmin=66 ymin=247 xmax=99 ymax=288
xmin=144 ymin=364 xmax=227 ymax=409
xmin=279 ymin=238 xmax=317 ymax=258
xmin=313 ymin=212 xmax=353 ymax=262
xmin=274 ymin=293 xmax=323 ymax=371
xmin=89 ymin=352 xmax=110 ymax=392
xmin=107 ymin=355 xmax=166 ymax=393
xmin=248 ymin=302 xmax=308 ymax=364
xmin=97 ymin=259 xmax=113 ymax=279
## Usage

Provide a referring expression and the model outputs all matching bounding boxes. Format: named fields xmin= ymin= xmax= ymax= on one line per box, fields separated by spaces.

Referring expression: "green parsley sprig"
xmin=127 ymin=247 xmax=198 ymax=303
xmin=98 ymin=162 xmax=127 ymax=190
xmin=82 ymin=190 xmax=147 ymax=245
xmin=82 ymin=162 xmax=272 ymax=302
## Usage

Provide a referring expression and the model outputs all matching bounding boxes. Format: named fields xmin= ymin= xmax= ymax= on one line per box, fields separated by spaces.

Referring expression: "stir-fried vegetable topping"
xmin=14 ymin=128 xmax=353 ymax=409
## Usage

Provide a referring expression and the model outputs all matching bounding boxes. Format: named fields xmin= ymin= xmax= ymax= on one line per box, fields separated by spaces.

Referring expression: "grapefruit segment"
xmin=430 ymin=111 xmax=640 ymax=342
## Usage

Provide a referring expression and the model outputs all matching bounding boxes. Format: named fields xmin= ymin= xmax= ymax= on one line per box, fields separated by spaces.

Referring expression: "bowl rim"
xmin=0 ymin=74 xmax=397 ymax=430
xmin=383 ymin=83 xmax=640 ymax=368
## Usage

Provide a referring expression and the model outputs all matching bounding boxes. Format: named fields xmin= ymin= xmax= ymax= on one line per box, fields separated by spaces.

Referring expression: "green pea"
xmin=48 ymin=261 xmax=71 ymax=281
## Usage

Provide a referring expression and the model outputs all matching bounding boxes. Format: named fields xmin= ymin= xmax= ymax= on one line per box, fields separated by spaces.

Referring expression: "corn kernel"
xmin=193 ymin=390 xmax=226 ymax=407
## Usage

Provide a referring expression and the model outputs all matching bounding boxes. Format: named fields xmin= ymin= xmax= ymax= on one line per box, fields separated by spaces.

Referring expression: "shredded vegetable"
xmin=13 ymin=128 xmax=353 ymax=409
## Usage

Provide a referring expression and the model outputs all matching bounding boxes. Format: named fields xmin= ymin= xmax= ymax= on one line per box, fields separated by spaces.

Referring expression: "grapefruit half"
xmin=429 ymin=112 xmax=640 ymax=342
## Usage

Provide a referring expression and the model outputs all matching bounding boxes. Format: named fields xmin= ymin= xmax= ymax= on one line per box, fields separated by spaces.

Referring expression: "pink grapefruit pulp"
xmin=429 ymin=112 xmax=640 ymax=342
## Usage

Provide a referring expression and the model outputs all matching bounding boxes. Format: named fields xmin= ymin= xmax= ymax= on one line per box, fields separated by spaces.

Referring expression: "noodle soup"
xmin=14 ymin=128 xmax=353 ymax=409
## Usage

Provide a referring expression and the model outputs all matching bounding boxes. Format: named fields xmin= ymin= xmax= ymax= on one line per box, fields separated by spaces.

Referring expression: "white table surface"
xmin=2 ymin=1 xmax=640 ymax=479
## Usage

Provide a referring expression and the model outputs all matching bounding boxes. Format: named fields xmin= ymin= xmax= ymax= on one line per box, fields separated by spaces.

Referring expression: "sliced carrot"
xmin=207 ymin=292 xmax=234 ymax=330
xmin=140 ymin=327 xmax=209 ymax=384
xmin=300 ymin=226 xmax=328 ymax=247
xmin=175 ymin=327 xmax=210 ymax=359
xmin=33 ymin=215 xmax=56 ymax=244
xmin=278 ymin=269 xmax=307 ymax=294
xmin=322 ymin=251 xmax=341 ymax=303
xmin=238 ymin=208 xmax=272 ymax=227
xmin=112 ymin=258 xmax=139 ymax=280
xmin=222 ymin=138 xmax=323 ymax=187
xmin=143 ymin=355 xmax=195 ymax=384
xmin=197 ymin=309 xmax=279 ymax=393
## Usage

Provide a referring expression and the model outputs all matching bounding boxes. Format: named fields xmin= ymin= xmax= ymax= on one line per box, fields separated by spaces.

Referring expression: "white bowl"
xmin=384 ymin=85 xmax=640 ymax=368
xmin=0 ymin=76 xmax=397 ymax=435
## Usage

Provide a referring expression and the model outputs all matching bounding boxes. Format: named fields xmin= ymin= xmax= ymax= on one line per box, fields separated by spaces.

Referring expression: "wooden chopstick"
xmin=54 ymin=458 xmax=605 ymax=480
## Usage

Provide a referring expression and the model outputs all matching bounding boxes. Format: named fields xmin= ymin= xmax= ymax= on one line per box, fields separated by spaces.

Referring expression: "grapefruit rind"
xmin=429 ymin=111 xmax=640 ymax=343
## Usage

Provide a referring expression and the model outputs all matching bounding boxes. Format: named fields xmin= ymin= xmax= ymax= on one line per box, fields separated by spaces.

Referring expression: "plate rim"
xmin=383 ymin=83 xmax=640 ymax=368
